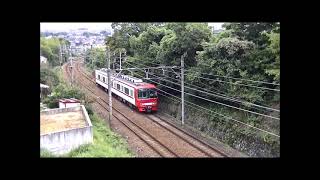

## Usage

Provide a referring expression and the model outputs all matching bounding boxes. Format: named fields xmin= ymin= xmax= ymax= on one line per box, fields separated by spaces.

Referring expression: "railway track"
xmin=145 ymin=114 xmax=227 ymax=157
xmin=65 ymin=61 xmax=177 ymax=157
xmin=67 ymin=61 xmax=228 ymax=157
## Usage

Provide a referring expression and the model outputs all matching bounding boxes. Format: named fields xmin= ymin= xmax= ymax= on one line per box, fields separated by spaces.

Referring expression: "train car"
xmin=95 ymin=68 xmax=158 ymax=112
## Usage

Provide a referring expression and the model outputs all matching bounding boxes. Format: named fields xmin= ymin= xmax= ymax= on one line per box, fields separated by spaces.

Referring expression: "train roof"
xmin=96 ymin=69 xmax=156 ymax=89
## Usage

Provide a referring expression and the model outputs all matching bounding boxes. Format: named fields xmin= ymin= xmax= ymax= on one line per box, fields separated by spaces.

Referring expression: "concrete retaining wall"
xmin=40 ymin=105 xmax=93 ymax=155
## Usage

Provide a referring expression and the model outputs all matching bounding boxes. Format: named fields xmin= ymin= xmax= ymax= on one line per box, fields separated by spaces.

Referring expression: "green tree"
xmin=128 ymin=26 xmax=167 ymax=66
xmin=106 ymin=23 xmax=155 ymax=56
xmin=223 ymin=22 xmax=279 ymax=48
xmin=40 ymin=37 xmax=70 ymax=67
xmin=158 ymin=23 xmax=212 ymax=67
xmin=40 ymin=67 xmax=59 ymax=88
xmin=85 ymin=47 xmax=107 ymax=70
xmin=265 ymin=32 xmax=280 ymax=82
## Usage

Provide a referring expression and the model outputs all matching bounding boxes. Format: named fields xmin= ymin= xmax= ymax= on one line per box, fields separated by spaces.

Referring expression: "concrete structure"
xmin=40 ymin=83 xmax=49 ymax=100
xmin=59 ymin=98 xmax=80 ymax=108
xmin=40 ymin=56 xmax=47 ymax=63
xmin=213 ymin=29 xmax=223 ymax=34
xmin=40 ymin=105 xmax=93 ymax=155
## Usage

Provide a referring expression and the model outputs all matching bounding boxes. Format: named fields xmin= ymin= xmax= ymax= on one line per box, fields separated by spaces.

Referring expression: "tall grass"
xmin=68 ymin=113 xmax=133 ymax=157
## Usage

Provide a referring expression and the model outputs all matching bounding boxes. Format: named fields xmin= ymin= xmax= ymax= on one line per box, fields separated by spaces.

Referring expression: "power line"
xmin=155 ymin=88 xmax=280 ymax=138
xmin=148 ymin=73 xmax=279 ymax=112
xmin=192 ymin=75 xmax=280 ymax=92
xmin=152 ymin=72 xmax=272 ymax=111
xmin=185 ymin=70 xmax=280 ymax=86
xmin=125 ymin=58 xmax=183 ymax=69
xmin=128 ymin=61 xmax=278 ymax=107
xmin=191 ymin=75 xmax=277 ymax=108
xmin=124 ymin=59 xmax=162 ymax=67
xmin=143 ymin=69 xmax=279 ymax=112
xmin=123 ymin=59 xmax=162 ymax=68
xmin=126 ymin=61 xmax=279 ymax=113
xmin=129 ymin=68 xmax=280 ymax=120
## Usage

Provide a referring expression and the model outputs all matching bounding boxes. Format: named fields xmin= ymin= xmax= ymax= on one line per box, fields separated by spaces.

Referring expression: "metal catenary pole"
xmin=181 ymin=52 xmax=186 ymax=125
xmin=107 ymin=46 xmax=112 ymax=124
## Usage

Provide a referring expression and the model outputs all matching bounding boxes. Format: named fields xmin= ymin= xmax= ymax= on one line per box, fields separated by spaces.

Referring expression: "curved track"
xmin=65 ymin=60 xmax=228 ymax=157
xmin=65 ymin=61 xmax=177 ymax=157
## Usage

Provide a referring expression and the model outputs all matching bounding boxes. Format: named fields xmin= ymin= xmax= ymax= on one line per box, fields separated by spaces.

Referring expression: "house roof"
xmin=40 ymin=83 xmax=49 ymax=88
xmin=59 ymin=98 xmax=80 ymax=103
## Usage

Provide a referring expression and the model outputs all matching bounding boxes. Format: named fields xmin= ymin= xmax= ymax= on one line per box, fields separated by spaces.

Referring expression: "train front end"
xmin=136 ymin=86 xmax=158 ymax=113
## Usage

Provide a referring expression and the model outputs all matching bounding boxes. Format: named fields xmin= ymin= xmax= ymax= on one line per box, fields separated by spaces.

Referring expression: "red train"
xmin=95 ymin=69 xmax=158 ymax=112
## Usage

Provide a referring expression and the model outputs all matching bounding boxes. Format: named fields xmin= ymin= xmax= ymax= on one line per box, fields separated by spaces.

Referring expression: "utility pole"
xmin=107 ymin=46 xmax=112 ymax=125
xmin=62 ymin=44 xmax=67 ymax=64
xmin=69 ymin=49 xmax=73 ymax=86
xmin=181 ymin=52 xmax=186 ymax=125
xmin=71 ymin=56 xmax=73 ymax=86
xmin=119 ymin=49 xmax=122 ymax=70
xmin=113 ymin=52 xmax=115 ymax=70
xmin=90 ymin=45 xmax=93 ymax=68
xmin=59 ymin=44 xmax=62 ymax=67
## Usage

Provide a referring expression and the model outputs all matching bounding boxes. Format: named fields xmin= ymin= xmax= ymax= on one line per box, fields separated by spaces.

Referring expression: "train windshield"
xmin=138 ymin=88 xmax=158 ymax=99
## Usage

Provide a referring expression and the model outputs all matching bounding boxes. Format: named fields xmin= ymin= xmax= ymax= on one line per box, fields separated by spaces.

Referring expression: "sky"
xmin=40 ymin=23 xmax=224 ymax=32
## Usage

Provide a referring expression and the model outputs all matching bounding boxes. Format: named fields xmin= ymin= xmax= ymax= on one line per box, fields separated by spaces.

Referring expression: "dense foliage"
xmin=40 ymin=37 xmax=70 ymax=67
xmin=41 ymin=67 xmax=85 ymax=108
xmin=84 ymin=47 xmax=107 ymax=70
xmin=106 ymin=22 xmax=280 ymax=105
xmin=40 ymin=67 xmax=59 ymax=88
xmin=43 ymin=83 xmax=85 ymax=108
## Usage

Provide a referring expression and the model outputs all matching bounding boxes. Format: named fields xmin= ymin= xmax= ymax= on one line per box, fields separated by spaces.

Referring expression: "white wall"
xmin=59 ymin=102 xmax=66 ymax=108
xmin=40 ymin=105 xmax=93 ymax=155
xmin=66 ymin=103 xmax=80 ymax=108
xmin=59 ymin=102 xmax=80 ymax=108
xmin=40 ymin=126 xmax=93 ymax=155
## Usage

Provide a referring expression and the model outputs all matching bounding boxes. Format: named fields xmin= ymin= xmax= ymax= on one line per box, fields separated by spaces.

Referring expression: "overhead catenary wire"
xmin=153 ymin=76 xmax=279 ymax=113
xmin=146 ymin=71 xmax=279 ymax=112
xmin=126 ymin=63 xmax=280 ymax=119
xmin=124 ymin=59 xmax=163 ymax=67
xmin=126 ymin=60 xmax=280 ymax=92
xmin=122 ymin=61 xmax=180 ymax=70
xmin=155 ymin=88 xmax=280 ymax=138
xmin=192 ymin=75 xmax=280 ymax=92
xmin=128 ymin=61 xmax=227 ymax=95
xmin=120 ymin=64 xmax=280 ymax=137
xmin=190 ymin=75 xmax=277 ymax=109
xmin=126 ymin=61 xmax=280 ymax=113
xmin=124 ymin=58 xmax=184 ymax=70
xmin=158 ymin=70 xmax=274 ymax=111
xmin=127 ymin=67 xmax=280 ymax=120
xmin=184 ymin=69 xmax=280 ymax=86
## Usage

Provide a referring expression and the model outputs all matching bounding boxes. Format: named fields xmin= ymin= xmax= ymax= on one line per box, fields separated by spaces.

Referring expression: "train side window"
xmin=121 ymin=85 xmax=123 ymax=92
xmin=124 ymin=87 xmax=129 ymax=95
xmin=117 ymin=84 xmax=120 ymax=90
xmin=103 ymin=77 xmax=105 ymax=82
xmin=98 ymin=75 xmax=100 ymax=79
xmin=130 ymin=89 xmax=133 ymax=97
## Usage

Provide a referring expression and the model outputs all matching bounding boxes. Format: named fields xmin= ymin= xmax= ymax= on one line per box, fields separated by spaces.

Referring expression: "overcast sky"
xmin=40 ymin=23 xmax=224 ymax=32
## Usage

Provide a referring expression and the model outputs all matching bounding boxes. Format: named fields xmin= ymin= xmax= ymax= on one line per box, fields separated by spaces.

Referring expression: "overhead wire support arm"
xmin=115 ymin=65 xmax=180 ymax=71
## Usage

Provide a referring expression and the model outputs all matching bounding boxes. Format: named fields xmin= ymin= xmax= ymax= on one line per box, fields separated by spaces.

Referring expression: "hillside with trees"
xmin=40 ymin=37 xmax=70 ymax=67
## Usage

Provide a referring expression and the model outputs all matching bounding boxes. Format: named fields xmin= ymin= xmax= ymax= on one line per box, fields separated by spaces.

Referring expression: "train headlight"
xmin=141 ymin=102 xmax=156 ymax=106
